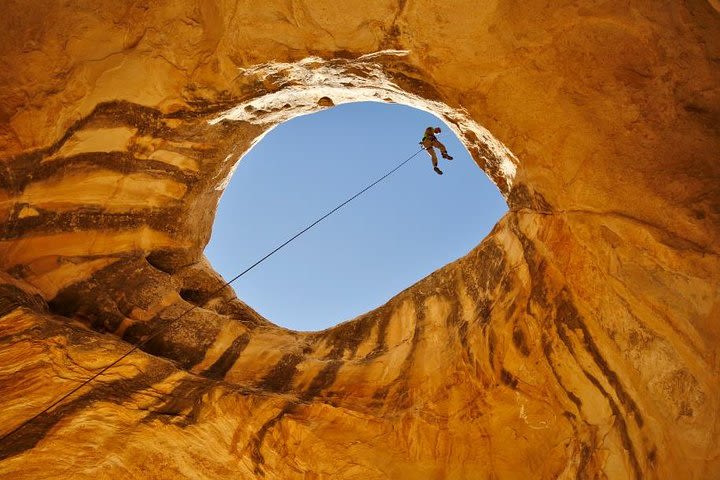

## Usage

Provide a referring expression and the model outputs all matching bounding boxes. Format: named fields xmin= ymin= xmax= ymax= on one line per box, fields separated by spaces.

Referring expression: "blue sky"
xmin=205 ymin=102 xmax=507 ymax=331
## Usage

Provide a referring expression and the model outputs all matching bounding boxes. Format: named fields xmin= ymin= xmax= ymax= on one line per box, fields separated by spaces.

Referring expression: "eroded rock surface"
xmin=1 ymin=1 xmax=718 ymax=479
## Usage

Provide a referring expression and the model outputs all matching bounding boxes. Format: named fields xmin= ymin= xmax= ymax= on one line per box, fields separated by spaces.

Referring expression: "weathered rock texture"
xmin=1 ymin=1 xmax=719 ymax=479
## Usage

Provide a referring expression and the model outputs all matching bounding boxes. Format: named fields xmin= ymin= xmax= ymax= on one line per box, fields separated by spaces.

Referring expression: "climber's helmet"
xmin=434 ymin=127 xmax=441 ymax=134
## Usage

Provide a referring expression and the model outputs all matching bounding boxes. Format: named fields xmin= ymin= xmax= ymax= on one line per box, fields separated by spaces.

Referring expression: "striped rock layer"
xmin=1 ymin=1 xmax=719 ymax=479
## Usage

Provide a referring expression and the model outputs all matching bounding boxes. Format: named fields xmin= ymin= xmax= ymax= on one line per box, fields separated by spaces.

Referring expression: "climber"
xmin=420 ymin=126 xmax=453 ymax=175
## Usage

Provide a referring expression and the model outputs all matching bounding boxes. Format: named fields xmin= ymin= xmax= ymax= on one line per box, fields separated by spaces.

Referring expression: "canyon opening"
xmin=205 ymin=101 xmax=508 ymax=331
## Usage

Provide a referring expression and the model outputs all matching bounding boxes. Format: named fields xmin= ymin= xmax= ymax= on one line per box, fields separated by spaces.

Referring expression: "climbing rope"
xmin=0 ymin=146 xmax=425 ymax=443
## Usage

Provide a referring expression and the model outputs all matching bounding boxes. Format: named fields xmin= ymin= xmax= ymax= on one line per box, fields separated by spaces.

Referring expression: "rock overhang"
xmin=0 ymin=2 xmax=718 ymax=478
xmin=207 ymin=51 xmax=519 ymax=197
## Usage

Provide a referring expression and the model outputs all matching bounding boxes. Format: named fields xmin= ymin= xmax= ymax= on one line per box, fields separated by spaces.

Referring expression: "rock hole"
xmin=206 ymin=102 xmax=507 ymax=331
xmin=179 ymin=288 xmax=206 ymax=305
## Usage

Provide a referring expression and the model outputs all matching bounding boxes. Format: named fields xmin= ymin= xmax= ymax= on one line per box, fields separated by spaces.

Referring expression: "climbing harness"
xmin=0 ymin=146 xmax=425 ymax=444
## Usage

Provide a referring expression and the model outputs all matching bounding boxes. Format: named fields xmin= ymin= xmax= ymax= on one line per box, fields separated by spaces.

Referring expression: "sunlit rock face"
xmin=1 ymin=1 xmax=718 ymax=479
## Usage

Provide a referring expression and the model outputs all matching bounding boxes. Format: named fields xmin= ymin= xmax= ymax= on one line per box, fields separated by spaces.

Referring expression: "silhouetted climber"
xmin=420 ymin=126 xmax=453 ymax=175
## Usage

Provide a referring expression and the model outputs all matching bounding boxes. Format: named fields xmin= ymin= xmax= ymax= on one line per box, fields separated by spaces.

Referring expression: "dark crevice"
xmin=178 ymin=288 xmax=206 ymax=306
xmin=145 ymin=250 xmax=192 ymax=274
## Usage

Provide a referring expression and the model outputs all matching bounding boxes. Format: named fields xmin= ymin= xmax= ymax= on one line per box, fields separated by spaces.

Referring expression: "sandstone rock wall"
xmin=1 ymin=1 xmax=718 ymax=479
